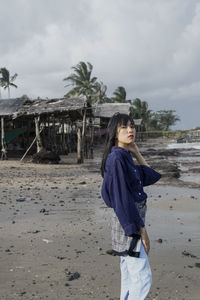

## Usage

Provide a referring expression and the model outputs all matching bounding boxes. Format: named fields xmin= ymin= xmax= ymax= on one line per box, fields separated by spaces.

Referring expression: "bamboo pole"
xmin=20 ymin=127 xmax=44 ymax=161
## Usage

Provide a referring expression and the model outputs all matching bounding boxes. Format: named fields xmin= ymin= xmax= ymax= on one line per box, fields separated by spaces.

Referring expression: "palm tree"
xmin=63 ymin=61 xmax=98 ymax=162
xmin=93 ymin=81 xmax=111 ymax=104
xmin=63 ymin=61 xmax=97 ymax=102
xmin=0 ymin=67 xmax=18 ymax=98
xmin=111 ymin=86 xmax=127 ymax=103
xmin=130 ymin=98 xmax=152 ymax=130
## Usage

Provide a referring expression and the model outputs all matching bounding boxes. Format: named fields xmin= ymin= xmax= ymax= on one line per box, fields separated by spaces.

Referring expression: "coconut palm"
xmin=130 ymin=98 xmax=152 ymax=130
xmin=63 ymin=61 xmax=98 ymax=162
xmin=93 ymin=81 xmax=112 ymax=104
xmin=0 ymin=67 xmax=18 ymax=98
xmin=63 ymin=61 xmax=97 ymax=103
xmin=111 ymin=86 xmax=127 ymax=103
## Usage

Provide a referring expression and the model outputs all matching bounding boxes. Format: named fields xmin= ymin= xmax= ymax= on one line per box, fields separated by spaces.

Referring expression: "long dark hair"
xmin=100 ymin=112 xmax=134 ymax=177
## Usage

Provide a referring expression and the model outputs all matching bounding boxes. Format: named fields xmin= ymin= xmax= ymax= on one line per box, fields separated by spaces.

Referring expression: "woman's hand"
xmin=140 ymin=227 xmax=150 ymax=255
xmin=128 ymin=142 xmax=150 ymax=167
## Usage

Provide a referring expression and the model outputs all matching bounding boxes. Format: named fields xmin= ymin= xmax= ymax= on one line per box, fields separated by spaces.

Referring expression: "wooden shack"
xmin=93 ymin=102 xmax=131 ymax=130
xmin=0 ymin=97 xmax=87 ymax=162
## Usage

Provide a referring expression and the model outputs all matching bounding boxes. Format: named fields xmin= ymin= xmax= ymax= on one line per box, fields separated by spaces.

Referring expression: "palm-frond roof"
xmin=0 ymin=97 xmax=86 ymax=119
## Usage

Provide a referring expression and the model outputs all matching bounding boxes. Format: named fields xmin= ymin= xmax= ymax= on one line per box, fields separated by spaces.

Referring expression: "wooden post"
xmin=62 ymin=119 xmax=66 ymax=154
xmin=89 ymin=117 xmax=94 ymax=159
xmin=34 ymin=116 xmax=43 ymax=153
xmin=53 ymin=116 xmax=56 ymax=152
xmin=1 ymin=117 xmax=7 ymax=160
xmin=77 ymin=126 xmax=82 ymax=164
xmin=81 ymin=106 xmax=87 ymax=162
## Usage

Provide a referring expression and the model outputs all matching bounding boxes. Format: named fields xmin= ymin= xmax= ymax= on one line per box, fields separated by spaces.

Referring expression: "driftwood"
xmin=20 ymin=127 xmax=44 ymax=161
xmin=32 ymin=148 xmax=60 ymax=164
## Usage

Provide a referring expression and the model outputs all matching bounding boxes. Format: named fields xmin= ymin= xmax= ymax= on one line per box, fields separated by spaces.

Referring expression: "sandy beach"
xmin=0 ymin=139 xmax=200 ymax=300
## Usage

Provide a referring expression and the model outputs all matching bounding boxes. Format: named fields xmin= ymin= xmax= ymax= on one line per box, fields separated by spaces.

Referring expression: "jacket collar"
xmin=111 ymin=146 xmax=130 ymax=154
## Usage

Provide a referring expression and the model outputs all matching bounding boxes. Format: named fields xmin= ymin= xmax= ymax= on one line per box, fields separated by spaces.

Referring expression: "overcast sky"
xmin=0 ymin=0 xmax=200 ymax=130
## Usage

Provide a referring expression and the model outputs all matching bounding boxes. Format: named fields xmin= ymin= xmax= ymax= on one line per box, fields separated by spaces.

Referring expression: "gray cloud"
xmin=0 ymin=0 xmax=200 ymax=129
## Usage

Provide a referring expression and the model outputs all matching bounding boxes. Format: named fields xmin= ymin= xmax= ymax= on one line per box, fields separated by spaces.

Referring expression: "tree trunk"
xmin=80 ymin=106 xmax=87 ymax=163
xmin=8 ymin=86 xmax=10 ymax=99
xmin=77 ymin=126 xmax=82 ymax=164
xmin=1 ymin=117 xmax=7 ymax=160
xmin=89 ymin=117 xmax=94 ymax=159
xmin=34 ymin=116 xmax=43 ymax=153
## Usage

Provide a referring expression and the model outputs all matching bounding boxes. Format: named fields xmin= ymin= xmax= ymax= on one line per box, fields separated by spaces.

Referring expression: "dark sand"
xmin=0 ymin=140 xmax=200 ymax=300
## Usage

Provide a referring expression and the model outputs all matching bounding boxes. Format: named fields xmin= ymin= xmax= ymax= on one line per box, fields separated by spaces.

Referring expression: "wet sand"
xmin=0 ymin=142 xmax=200 ymax=300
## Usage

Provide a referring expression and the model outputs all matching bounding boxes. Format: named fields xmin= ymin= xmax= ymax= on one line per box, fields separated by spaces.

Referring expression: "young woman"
xmin=101 ymin=113 xmax=161 ymax=300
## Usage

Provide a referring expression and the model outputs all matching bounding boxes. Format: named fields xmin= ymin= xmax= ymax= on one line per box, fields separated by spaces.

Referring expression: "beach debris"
xmin=42 ymin=239 xmax=53 ymax=244
xmin=182 ymin=250 xmax=198 ymax=258
xmin=156 ymin=238 xmax=163 ymax=243
xmin=40 ymin=208 xmax=46 ymax=213
xmin=66 ymin=271 xmax=80 ymax=281
xmin=57 ymin=256 xmax=66 ymax=260
xmin=31 ymin=230 xmax=40 ymax=234
xmin=195 ymin=263 xmax=200 ymax=268
xmin=32 ymin=149 xmax=60 ymax=164
xmin=79 ymin=181 xmax=86 ymax=185
xmin=16 ymin=197 xmax=26 ymax=202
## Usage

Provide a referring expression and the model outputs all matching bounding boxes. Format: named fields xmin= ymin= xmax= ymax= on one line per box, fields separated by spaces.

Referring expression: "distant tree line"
xmin=0 ymin=63 xmax=180 ymax=131
xmin=63 ymin=61 xmax=180 ymax=131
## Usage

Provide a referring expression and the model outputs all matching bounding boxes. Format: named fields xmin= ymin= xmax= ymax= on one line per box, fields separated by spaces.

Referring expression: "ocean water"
xmin=167 ymin=141 xmax=200 ymax=185
xmin=167 ymin=142 xmax=200 ymax=150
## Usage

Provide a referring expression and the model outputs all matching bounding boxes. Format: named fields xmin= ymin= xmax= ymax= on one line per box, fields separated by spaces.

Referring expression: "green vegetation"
xmin=64 ymin=61 xmax=180 ymax=131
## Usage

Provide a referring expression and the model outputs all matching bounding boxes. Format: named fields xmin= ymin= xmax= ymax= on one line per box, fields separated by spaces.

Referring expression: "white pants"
xmin=120 ymin=243 xmax=152 ymax=300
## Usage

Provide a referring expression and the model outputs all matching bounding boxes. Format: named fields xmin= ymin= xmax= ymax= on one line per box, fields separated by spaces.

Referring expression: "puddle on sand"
xmin=180 ymin=173 xmax=200 ymax=184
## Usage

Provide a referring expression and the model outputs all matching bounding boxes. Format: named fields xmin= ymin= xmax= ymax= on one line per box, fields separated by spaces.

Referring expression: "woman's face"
xmin=115 ymin=120 xmax=136 ymax=146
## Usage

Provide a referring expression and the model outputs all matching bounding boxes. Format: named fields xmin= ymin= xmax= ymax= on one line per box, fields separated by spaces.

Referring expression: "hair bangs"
xmin=117 ymin=114 xmax=134 ymax=127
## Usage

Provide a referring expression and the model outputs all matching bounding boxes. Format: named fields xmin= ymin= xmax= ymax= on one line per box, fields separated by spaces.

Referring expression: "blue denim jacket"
xmin=101 ymin=146 xmax=161 ymax=236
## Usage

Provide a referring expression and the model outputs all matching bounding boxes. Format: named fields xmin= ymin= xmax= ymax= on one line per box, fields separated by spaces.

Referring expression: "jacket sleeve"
xmin=137 ymin=165 xmax=161 ymax=186
xmin=109 ymin=158 xmax=145 ymax=236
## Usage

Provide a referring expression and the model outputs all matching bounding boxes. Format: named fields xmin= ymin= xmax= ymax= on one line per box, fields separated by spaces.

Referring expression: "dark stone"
xmin=67 ymin=272 xmax=80 ymax=281
xmin=32 ymin=149 xmax=60 ymax=164
xmin=156 ymin=238 xmax=163 ymax=243
xmin=182 ymin=250 xmax=198 ymax=258
xmin=195 ymin=263 xmax=200 ymax=268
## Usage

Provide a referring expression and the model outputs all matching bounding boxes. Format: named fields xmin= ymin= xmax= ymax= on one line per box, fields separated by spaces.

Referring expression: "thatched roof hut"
xmin=93 ymin=102 xmax=130 ymax=118
xmin=0 ymin=98 xmax=25 ymax=117
xmin=0 ymin=97 xmax=86 ymax=119
xmin=0 ymin=97 xmax=87 ymax=161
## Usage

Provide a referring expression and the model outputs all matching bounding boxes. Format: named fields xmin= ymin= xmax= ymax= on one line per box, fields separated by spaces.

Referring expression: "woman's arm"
xmin=127 ymin=142 xmax=150 ymax=167
xmin=140 ymin=226 xmax=150 ymax=254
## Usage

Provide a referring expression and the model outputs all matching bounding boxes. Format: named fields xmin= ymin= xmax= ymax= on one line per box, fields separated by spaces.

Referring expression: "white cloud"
xmin=0 ymin=0 xmax=200 ymax=129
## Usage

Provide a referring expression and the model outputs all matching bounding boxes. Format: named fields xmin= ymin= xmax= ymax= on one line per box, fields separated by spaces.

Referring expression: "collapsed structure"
xmin=0 ymin=98 xmax=131 ymax=163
